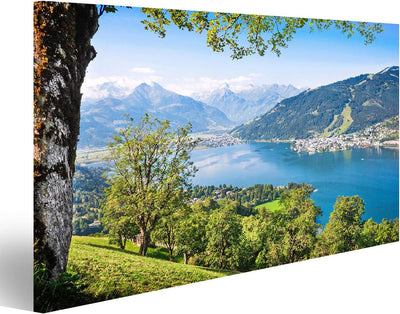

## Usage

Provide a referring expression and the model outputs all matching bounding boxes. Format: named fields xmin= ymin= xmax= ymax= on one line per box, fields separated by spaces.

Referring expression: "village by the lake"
xmin=291 ymin=117 xmax=399 ymax=153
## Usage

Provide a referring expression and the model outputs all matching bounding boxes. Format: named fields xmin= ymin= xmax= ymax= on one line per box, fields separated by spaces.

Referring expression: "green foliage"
xmin=191 ymin=183 xmax=283 ymax=210
xmin=314 ymin=195 xmax=365 ymax=256
xmin=175 ymin=206 xmax=208 ymax=263
xmin=101 ymin=196 xmax=139 ymax=250
xmin=73 ymin=166 xmax=108 ymax=236
xmin=102 ymin=114 xmax=198 ymax=255
xmin=34 ymin=261 xmax=89 ymax=313
xmin=361 ymin=217 xmax=399 ymax=247
xmin=150 ymin=191 xmax=189 ymax=261
xmin=98 ymin=5 xmax=122 ymax=16
xmin=204 ymin=202 xmax=243 ymax=269
xmin=140 ymin=9 xmax=383 ymax=60
xmin=314 ymin=198 xmax=398 ymax=257
xmin=254 ymin=189 xmax=322 ymax=267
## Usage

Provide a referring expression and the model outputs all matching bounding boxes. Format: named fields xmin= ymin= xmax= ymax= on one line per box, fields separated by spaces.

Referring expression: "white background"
xmin=1 ymin=0 xmax=399 ymax=313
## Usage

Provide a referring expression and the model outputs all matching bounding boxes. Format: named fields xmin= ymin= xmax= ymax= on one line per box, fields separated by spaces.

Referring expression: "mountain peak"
xmin=219 ymin=82 xmax=230 ymax=89
xmin=376 ymin=66 xmax=399 ymax=75
xmin=149 ymin=81 xmax=164 ymax=89
xmin=135 ymin=81 xmax=164 ymax=90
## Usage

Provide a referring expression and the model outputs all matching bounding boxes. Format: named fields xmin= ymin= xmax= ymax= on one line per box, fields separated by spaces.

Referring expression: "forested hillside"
xmin=232 ymin=66 xmax=399 ymax=140
xmin=72 ymin=166 xmax=108 ymax=235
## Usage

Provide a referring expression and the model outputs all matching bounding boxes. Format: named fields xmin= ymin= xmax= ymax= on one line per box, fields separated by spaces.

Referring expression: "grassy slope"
xmin=64 ymin=236 xmax=235 ymax=306
xmin=254 ymin=198 xmax=282 ymax=212
xmin=338 ymin=103 xmax=354 ymax=135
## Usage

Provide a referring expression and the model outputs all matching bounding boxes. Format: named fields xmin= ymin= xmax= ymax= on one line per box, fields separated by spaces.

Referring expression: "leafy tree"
xmin=101 ymin=195 xmax=139 ymax=250
xmin=205 ymin=201 xmax=243 ymax=269
xmin=150 ymin=190 xmax=188 ymax=261
xmin=103 ymin=114 xmax=197 ymax=256
xmin=150 ymin=212 xmax=178 ymax=261
xmin=141 ymin=9 xmax=383 ymax=59
xmin=361 ymin=217 xmax=399 ymax=248
xmin=203 ymin=197 xmax=219 ymax=211
xmin=175 ymin=205 xmax=208 ymax=264
xmin=34 ymin=1 xmax=384 ymax=279
xmin=256 ymin=188 xmax=321 ymax=267
xmin=314 ymin=195 xmax=365 ymax=256
xmin=241 ymin=213 xmax=267 ymax=269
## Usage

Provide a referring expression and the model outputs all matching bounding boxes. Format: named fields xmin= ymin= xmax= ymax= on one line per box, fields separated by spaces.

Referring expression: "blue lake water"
xmin=190 ymin=142 xmax=399 ymax=225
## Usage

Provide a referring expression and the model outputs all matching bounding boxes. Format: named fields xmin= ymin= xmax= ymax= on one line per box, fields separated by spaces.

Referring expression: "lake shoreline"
xmin=76 ymin=137 xmax=399 ymax=166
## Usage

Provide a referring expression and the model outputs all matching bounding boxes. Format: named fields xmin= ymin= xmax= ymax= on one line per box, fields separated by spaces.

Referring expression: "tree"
xmin=34 ymin=2 xmax=99 ymax=280
xmin=150 ymin=190 xmax=188 ymax=261
xmin=150 ymin=211 xmax=178 ymax=261
xmin=101 ymin=195 xmax=139 ymax=250
xmin=314 ymin=195 xmax=365 ymax=257
xmin=175 ymin=205 xmax=208 ymax=264
xmin=361 ymin=217 xmax=399 ymax=248
xmin=141 ymin=9 xmax=383 ymax=59
xmin=241 ymin=213 xmax=267 ymax=269
xmin=256 ymin=188 xmax=321 ymax=267
xmin=205 ymin=201 xmax=243 ymax=269
xmin=103 ymin=114 xmax=197 ymax=256
xmin=34 ymin=2 xmax=383 ymax=279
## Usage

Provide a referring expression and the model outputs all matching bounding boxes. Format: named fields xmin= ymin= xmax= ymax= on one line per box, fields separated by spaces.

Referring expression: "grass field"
xmin=254 ymin=198 xmax=282 ymax=212
xmin=36 ymin=236 xmax=236 ymax=312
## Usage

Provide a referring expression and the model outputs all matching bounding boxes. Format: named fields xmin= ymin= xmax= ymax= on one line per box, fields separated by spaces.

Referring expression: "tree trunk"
xmin=118 ymin=234 xmax=126 ymax=250
xmin=34 ymin=2 xmax=98 ymax=280
xmin=219 ymin=244 xmax=226 ymax=269
xmin=183 ymin=252 xmax=188 ymax=264
xmin=168 ymin=247 xmax=174 ymax=261
xmin=138 ymin=228 xmax=150 ymax=256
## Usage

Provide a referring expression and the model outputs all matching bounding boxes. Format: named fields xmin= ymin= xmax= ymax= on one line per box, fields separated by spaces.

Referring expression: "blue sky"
xmin=82 ymin=5 xmax=399 ymax=98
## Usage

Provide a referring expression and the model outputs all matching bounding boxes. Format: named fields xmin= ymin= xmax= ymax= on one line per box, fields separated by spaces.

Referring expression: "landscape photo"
xmin=33 ymin=1 xmax=399 ymax=312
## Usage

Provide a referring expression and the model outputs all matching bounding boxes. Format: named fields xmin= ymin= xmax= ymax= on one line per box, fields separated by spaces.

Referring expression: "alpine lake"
xmin=190 ymin=142 xmax=399 ymax=225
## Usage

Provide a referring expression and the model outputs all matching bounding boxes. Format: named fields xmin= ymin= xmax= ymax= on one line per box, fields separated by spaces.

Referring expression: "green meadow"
xmin=254 ymin=198 xmax=282 ymax=212
xmin=35 ymin=236 xmax=236 ymax=312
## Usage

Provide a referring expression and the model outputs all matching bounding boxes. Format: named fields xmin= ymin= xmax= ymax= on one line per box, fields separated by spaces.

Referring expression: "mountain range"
xmin=79 ymin=82 xmax=234 ymax=148
xmin=231 ymin=66 xmax=399 ymax=141
xmin=78 ymin=81 xmax=304 ymax=148
xmin=78 ymin=67 xmax=398 ymax=148
xmin=192 ymin=83 xmax=304 ymax=123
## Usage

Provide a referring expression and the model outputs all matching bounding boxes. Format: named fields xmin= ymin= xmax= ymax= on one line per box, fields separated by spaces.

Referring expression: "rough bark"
xmin=34 ymin=1 xmax=98 ymax=280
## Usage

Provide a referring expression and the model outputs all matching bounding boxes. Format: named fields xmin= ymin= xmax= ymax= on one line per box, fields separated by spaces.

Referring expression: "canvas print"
xmin=33 ymin=1 xmax=399 ymax=312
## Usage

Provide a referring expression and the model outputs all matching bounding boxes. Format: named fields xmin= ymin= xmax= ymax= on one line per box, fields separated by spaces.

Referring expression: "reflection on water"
xmin=343 ymin=149 xmax=352 ymax=162
xmin=191 ymin=143 xmax=399 ymax=225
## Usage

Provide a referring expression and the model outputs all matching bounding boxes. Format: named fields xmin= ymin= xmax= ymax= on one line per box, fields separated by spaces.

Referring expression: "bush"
xmin=34 ymin=262 xmax=90 ymax=312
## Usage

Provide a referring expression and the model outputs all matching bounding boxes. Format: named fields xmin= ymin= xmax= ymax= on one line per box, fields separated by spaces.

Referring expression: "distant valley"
xmin=78 ymin=82 xmax=303 ymax=149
